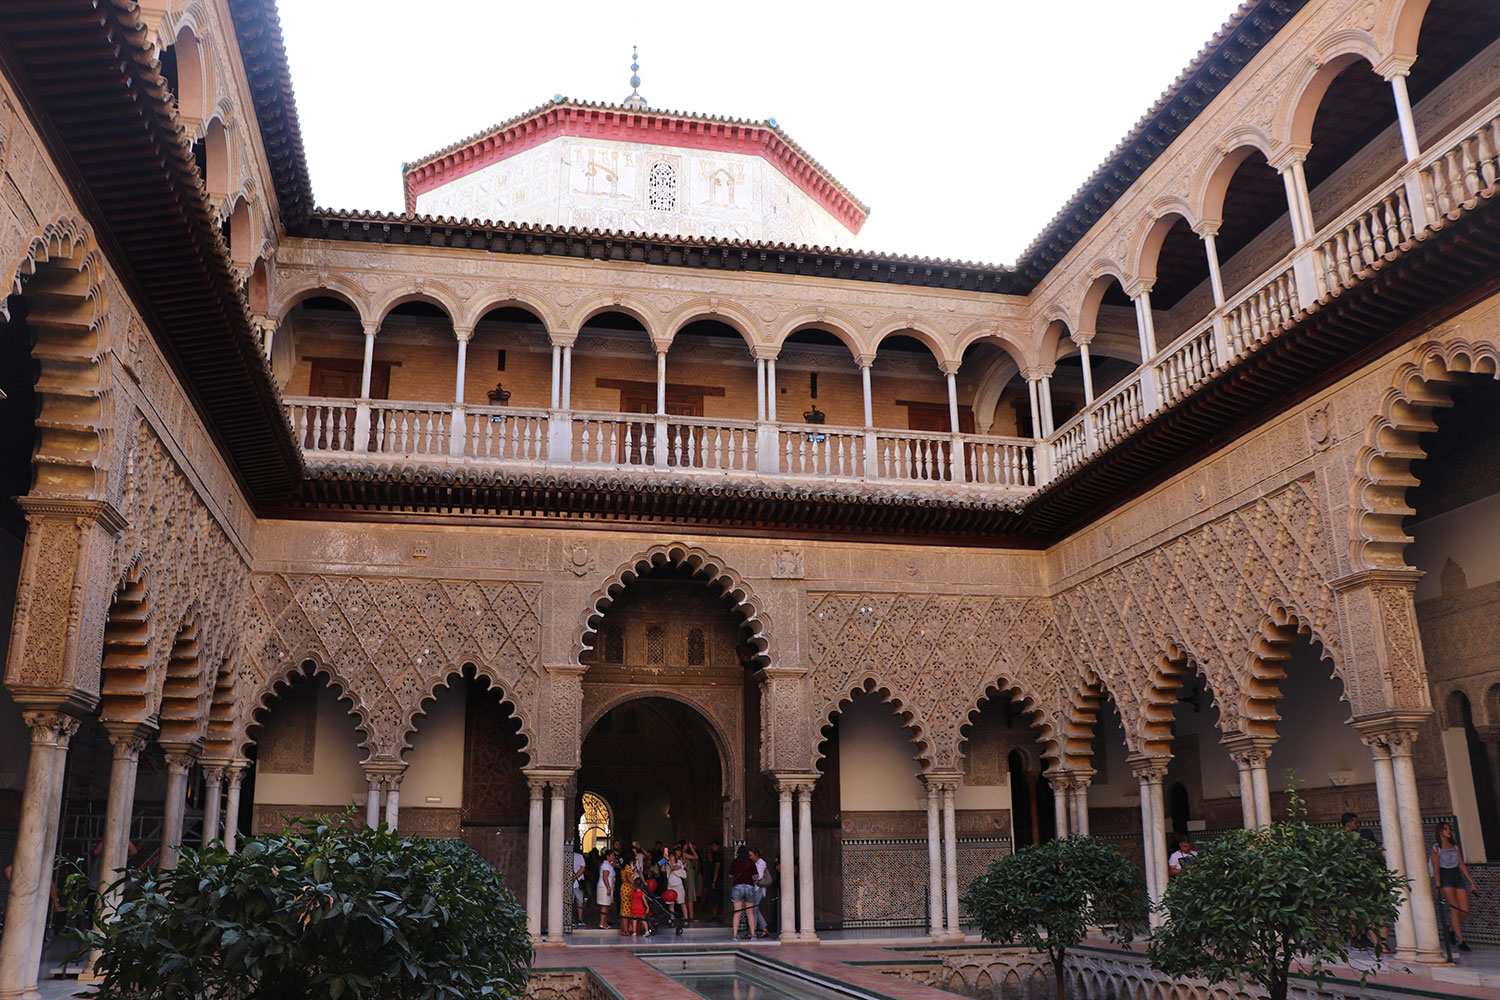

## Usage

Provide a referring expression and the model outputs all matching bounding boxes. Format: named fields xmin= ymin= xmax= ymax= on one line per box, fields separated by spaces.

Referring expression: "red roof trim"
xmin=401 ymin=106 xmax=868 ymax=235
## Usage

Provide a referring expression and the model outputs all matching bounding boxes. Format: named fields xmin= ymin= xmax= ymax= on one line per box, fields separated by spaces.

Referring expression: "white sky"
xmin=277 ymin=1 xmax=1242 ymax=267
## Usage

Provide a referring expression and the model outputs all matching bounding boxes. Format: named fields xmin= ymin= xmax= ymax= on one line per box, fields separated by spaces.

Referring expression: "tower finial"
xmin=625 ymin=45 xmax=646 ymax=109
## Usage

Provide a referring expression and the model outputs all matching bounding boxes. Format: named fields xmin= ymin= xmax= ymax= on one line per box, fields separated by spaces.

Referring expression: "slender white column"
xmin=777 ymin=782 xmax=797 ymax=939
xmin=1280 ymin=166 xmax=1309 ymax=245
xmin=1076 ymin=337 xmax=1096 ymax=403
xmin=1387 ymin=71 xmax=1422 ymax=162
xmin=797 ymin=784 xmax=817 ymax=941
xmin=159 ymin=750 xmax=196 ymax=870
xmin=560 ymin=345 xmax=573 ymax=409
xmin=1039 ymin=375 xmax=1056 ymax=436
xmin=200 ymin=764 xmax=225 ymax=845
xmin=859 ymin=361 xmax=874 ymax=427
xmin=1201 ymin=230 xmax=1226 ymax=307
xmin=359 ymin=322 xmax=377 ymax=398
xmin=1388 ymin=731 xmax=1444 ymax=960
xmin=1050 ymin=773 xmax=1070 ymax=837
xmin=222 ymin=763 xmax=246 ymax=853
xmin=1070 ymin=775 xmax=1091 ymax=836
xmin=1133 ymin=290 xmax=1158 ymax=360
xmin=1025 ymin=374 xmax=1042 ymax=439
xmin=0 ymin=711 xmax=79 ymax=1000
xmin=1363 ymin=733 xmax=1415 ymax=957
xmin=1248 ymin=746 xmax=1273 ymax=828
xmin=925 ymin=782 xmax=945 ymax=937
xmin=454 ymin=330 xmax=471 ymax=404
xmin=383 ymin=774 xmax=402 ymax=831
xmin=941 ymin=783 xmax=960 ymax=934
xmin=945 ymin=371 xmax=961 ymax=434
xmin=766 ymin=357 xmax=778 ymax=422
xmin=550 ymin=345 xmax=562 ymax=409
xmin=1131 ymin=758 xmax=1169 ymax=925
xmin=525 ymin=778 xmax=545 ymax=939
xmin=99 ymin=726 xmax=147 ymax=907
xmin=1290 ymin=159 xmax=1316 ymax=237
xmin=1233 ymin=755 xmax=1256 ymax=828
xmin=756 ymin=358 xmax=767 ymax=422
xmin=365 ymin=775 xmax=383 ymax=828
xmin=656 ymin=351 xmax=667 ymax=414
xmin=545 ymin=781 xmax=567 ymax=943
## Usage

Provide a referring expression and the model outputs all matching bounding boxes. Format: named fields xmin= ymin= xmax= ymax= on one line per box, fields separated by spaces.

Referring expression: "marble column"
xmin=1025 ymin=373 xmax=1043 ymax=439
xmin=1076 ymin=336 xmax=1096 ymax=404
xmin=655 ymin=351 xmax=667 ymax=414
xmin=1228 ymin=739 xmax=1274 ymax=827
xmin=0 ymin=711 xmax=80 ymax=1000
xmin=925 ymin=780 xmax=944 ymax=937
xmin=453 ymin=329 xmax=471 ymax=404
xmin=1049 ymin=773 xmax=1070 ymax=838
xmin=756 ymin=358 xmax=767 ymax=422
xmin=1385 ymin=69 xmax=1422 ymax=162
xmin=200 ymin=764 xmax=225 ymax=845
xmin=158 ymin=749 xmax=197 ymax=870
xmin=1362 ymin=732 xmax=1416 ymax=957
xmin=383 ymin=773 xmax=402 ymax=831
xmin=359 ymin=322 xmax=377 ymax=398
xmin=1232 ymin=754 xmax=1256 ymax=829
xmin=766 ymin=357 xmax=778 ymax=422
xmin=1199 ymin=226 xmax=1226 ymax=307
xmin=941 ymin=782 xmax=960 ymax=935
xmin=364 ymin=774 xmax=383 ymax=828
xmin=222 ymin=763 xmax=246 ymax=853
xmin=560 ymin=345 xmax=573 ymax=409
xmin=1130 ymin=757 xmax=1169 ymax=925
xmin=776 ymin=782 xmax=797 ymax=940
xmin=859 ymin=360 xmax=874 ymax=427
xmin=1387 ymin=729 xmax=1445 ymax=961
xmin=98 ymin=724 xmax=148 ymax=908
xmin=944 ymin=370 xmax=961 ymax=434
xmin=797 ymin=783 xmax=817 ymax=941
xmin=550 ymin=344 xmax=562 ymax=408
xmin=525 ymin=777 xmax=545 ymax=940
xmin=545 ymin=779 xmax=567 ymax=943
xmin=1070 ymin=774 xmax=1092 ymax=836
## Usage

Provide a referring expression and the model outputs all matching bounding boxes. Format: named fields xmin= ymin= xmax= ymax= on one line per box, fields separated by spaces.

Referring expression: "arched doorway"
xmin=579 ymin=697 xmax=725 ymax=850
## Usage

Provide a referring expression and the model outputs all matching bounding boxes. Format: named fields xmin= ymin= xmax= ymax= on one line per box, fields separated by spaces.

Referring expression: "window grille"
xmin=648 ymin=162 xmax=676 ymax=212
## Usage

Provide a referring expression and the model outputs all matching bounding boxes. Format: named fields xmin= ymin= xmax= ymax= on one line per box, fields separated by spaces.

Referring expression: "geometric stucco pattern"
xmin=1053 ymin=476 xmax=1340 ymax=754
xmin=806 ymin=593 xmax=1064 ymax=772
xmin=237 ymin=574 xmax=541 ymax=763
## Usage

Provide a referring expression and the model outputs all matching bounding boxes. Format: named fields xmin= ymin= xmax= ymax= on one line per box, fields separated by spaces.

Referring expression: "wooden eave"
xmin=0 ymin=0 xmax=303 ymax=503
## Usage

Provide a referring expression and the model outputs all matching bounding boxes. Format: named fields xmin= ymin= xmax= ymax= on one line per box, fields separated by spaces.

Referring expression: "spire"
xmin=624 ymin=45 xmax=647 ymax=109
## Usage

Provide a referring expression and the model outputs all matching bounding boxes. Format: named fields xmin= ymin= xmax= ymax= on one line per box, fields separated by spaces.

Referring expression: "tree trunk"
xmin=1269 ymin=969 xmax=1288 ymax=1000
xmin=1053 ymin=952 xmax=1067 ymax=1000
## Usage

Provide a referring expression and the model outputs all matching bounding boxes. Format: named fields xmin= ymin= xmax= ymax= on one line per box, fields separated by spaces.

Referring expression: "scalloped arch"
xmin=1351 ymin=339 xmax=1500 ymax=570
xmin=815 ymin=677 xmax=931 ymax=771
xmin=397 ymin=664 xmax=535 ymax=766
xmin=958 ymin=675 xmax=1061 ymax=771
xmin=1238 ymin=598 xmax=1346 ymax=738
xmin=572 ymin=542 xmax=772 ymax=666
xmin=241 ymin=653 xmax=377 ymax=761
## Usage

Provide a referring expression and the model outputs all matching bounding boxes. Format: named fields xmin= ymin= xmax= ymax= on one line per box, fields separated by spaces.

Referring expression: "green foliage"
xmin=74 ymin=817 xmax=532 ymax=1000
xmin=1148 ymin=803 xmax=1403 ymax=1000
xmin=963 ymin=836 xmax=1147 ymax=1000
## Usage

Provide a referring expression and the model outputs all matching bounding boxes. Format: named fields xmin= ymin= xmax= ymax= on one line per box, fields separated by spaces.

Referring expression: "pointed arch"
xmin=157 ymin=604 xmax=207 ymax=747
xmin=1351 ymin=338 xmax=1500 ymax=570
xmin=1239 ymin=599 xmax=1345 ymax=740
xmin=242 ymin=654 xmax=376 ymax=761
xmin=573 ymin=542 xmax=772 ymax=666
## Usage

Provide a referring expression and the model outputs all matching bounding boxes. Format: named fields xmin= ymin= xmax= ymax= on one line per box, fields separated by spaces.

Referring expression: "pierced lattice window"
xmin=645 ymin=624 xmax=665 ymax=664
xmin=604 ymin=625 xmax=624 ymax=664
xmin=647 ymin=162 xmax=677 ymax=212
xmin=687 ymin=628 xmax=706 ymax=666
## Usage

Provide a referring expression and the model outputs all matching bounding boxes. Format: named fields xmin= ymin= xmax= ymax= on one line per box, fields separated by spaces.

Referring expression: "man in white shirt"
xmin=749 ymin=846 xmax=769 ymax=937
xmin=1168 ymin=836 xmax=1197 ymax=878
xmin=574 ymin=849 xmax=587 ymax=923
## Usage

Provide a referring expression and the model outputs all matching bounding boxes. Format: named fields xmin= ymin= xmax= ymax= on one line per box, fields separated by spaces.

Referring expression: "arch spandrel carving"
xmin=236 ymin=572 xmax=543 ymax=761
xmin=572 ymin=541 xmax=773 ymax=668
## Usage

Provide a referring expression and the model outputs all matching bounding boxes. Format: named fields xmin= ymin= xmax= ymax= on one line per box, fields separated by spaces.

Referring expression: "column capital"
xmin=547 ymin=332 xmax=579 ymax=349
xmin=224 ymin=761 xmax=248 ymax=787
xmin=1329 ymin=567 xmax=1424 ymax=593
xmin=922 ymin=771 xmax=963 ymax=792
xmin=1191 ymin=220 xmax=1221 ymax=239
xmin=452 ymin=324 xmax=474 ymax=343
xmin=1373 ymin=54 xmax=1415 ymax=81
xmin=752 ymin=345 xmax=781 ymax=362
xmin=1071 ymin=329 xmax=1095 ymax=346
xmin=855 ymin=353 xmax=876 ymax=370
xmin=1125 ymin=279 xmax=1155 ymax=300
xmin=102 ymin=720 xmax=155 ymax=754
xmin=362 ymin=762 xmax=406 ymax=782
xmin=1269 ymin=144 xmax=1312 ymax=172
xmin=162 ymin=749 xmax=198 ymax=772
xmin=1352 ymin=713 xmax=1428 ymax=754
xmin=1221 ymin=735 xmax=1275 ymax=767
xmin=938 ymin=359 xmax=962 ymax=377
xmin=362 ymin=320 xmax=379 ymax=338
xmin=524 ymin=767 xmax=578 ymax=789
xmin=1127 ymin=754 xmax=1171 ymax=782
xmin=543 ymin=661 xmax=589 ymax=678
xmin=21 ymin=709 xmax=81 ymax=746
xmin=200 ymin=762 xmax=226 ymax=782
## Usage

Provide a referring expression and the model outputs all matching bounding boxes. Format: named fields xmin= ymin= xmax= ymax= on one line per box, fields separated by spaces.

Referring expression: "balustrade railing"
xmin=1313 ymin=186 xmax=1412 ymax=293
xmin=667 ymin=415 xmax=758 ymax=471
xmin=1423 ymin=108 xmax=1500 ymax=217
xmin=966 ymin=435 xmax=1035 ymax=487
xmin=1047 ymin=414 xmax=1090 ymax=480
xmin=369 ymin=400 xmax=453 ymax=456
xmin=572 ymin=413 xmax=656 ymax=467
xmin=288 ymin=398 xmax=355 ymax=452
xmin=779 ymin=423 xmax=865 ymax=478
xmin=462 ymin=405 xmax=550 ymax=462
xmin=1223 ymin=265 xmax=1297 ymax=358
xmin=1155 ymin=318 xmax=1219 ymax=408
xmin=873 ymin=428 xmax=953 ymax=482
xmin=1090 ymin=377 xmax=1146 ymax=454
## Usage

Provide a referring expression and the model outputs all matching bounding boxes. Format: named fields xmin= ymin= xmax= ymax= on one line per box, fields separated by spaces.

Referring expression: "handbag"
xmin=755 ymin=872 xmax=773 ymax=888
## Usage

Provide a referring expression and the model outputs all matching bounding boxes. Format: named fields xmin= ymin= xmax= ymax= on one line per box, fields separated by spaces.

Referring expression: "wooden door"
xmin=901 ymin=401 xmax=975 ymax=479
xmin=618 ymin=390 xmax=704 ymax=465
xmin=305 ymin=360 xmax=390 ymax=449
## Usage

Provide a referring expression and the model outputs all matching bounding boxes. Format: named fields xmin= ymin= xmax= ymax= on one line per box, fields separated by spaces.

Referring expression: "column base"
xmin=792 ymin=931 xmax=819 ymax=943
xmin=778 ymin=930 xmax=799 ymax=943
xmin=541 ymin=934 xmax=568 ymax=946
xmin=930 ymin=929 xmax=966 ymax=943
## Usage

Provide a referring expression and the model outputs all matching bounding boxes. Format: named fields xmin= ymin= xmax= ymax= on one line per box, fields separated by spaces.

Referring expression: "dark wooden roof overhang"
xmin=0 ymin=0 xmax=304 ymax=502
xmin=301 ymin=212 xmax=1026 ymax=294
xmin=228 ymin=0 xmax=314 ymax=231
xmin=267 ymin=468 xmax=1041 ymax=548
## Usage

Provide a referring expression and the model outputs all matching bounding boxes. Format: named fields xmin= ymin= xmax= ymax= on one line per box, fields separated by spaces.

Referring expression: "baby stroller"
xmin=639 ymin=877 xmax=683 ymax=936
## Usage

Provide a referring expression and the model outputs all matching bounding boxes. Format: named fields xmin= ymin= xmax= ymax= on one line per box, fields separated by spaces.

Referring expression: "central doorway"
xmin=579 ymin=697 xmax=725 ymax=850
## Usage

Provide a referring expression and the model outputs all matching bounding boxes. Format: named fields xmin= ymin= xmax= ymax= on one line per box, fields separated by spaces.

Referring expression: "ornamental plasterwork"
xmin=237 ymin=573 xmax=543 ymax=761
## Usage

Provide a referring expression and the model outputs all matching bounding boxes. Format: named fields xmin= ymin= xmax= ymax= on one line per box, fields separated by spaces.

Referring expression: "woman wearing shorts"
xmin=1432 ymin=821 xmax=1477 ymax=951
